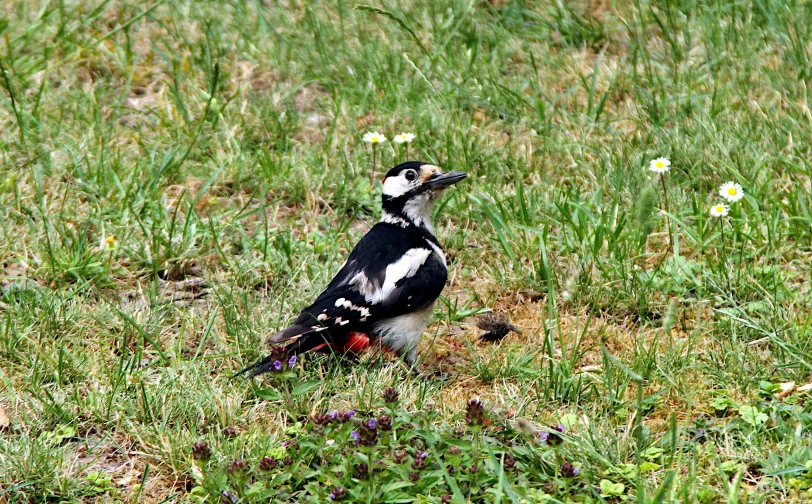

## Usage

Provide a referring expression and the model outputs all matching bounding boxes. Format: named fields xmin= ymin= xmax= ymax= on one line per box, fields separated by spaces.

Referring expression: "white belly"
xmin=371 ymin=304 xmax=434 ymax=364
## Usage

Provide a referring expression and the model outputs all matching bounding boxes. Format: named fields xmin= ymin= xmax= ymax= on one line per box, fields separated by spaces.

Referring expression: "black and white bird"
xmin=238 ymin=161 xmax=467 ymax=377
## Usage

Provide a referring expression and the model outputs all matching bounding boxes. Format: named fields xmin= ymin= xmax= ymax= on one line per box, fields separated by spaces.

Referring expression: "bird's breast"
xmin=371 ymin=304 xmax=434 ymax=353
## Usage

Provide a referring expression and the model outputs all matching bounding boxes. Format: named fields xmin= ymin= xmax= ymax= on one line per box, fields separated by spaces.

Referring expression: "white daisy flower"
xmin=709 ymin=203 xmax=729 ymax=217
xmin=719 ymin=182 xmax=743 ymax=203
xmin=648 ymin=157 xmax=671 ymax=174
xmin=362 ymin=131 xmax=387 ymax=144
xmin=393 ymin=133 xmax=415 ymax=144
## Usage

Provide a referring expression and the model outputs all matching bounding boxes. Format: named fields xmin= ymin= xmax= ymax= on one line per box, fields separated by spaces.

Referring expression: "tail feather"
xmin=266 ymin=324 xmax=318 ymax=344
xmin=232 ymin=355 xmax=278 ymax=379
xmin=234 ymin=332 xmax=333 ymax=379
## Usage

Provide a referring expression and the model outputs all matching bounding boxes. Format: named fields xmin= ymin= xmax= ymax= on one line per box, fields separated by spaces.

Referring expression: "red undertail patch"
xmin=311 ymin=331 xmax=371 ymax=355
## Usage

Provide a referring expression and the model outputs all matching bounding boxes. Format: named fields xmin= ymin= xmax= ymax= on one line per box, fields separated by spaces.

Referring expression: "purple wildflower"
xmin=351 ymin=430 xmax=359 ymax=441
xmin=258 ymin=457 xmax=278 ymax=471
xmin=192 ymin=442 xmax=211 ymax=461
xmin=561 ymin=462 xmax=579 ymax=478
xmin=412 ymin=451 xmax=428 ymax=471
xmin=273 ymin=360 xmax=283 ymax=371
xmin=382 ymin=387 xmax=399 ymax=403
xmin=226 ymin=459 xmax=249 ymax=475
xmin=465 ymin=399 xmax=486 ymax=427
xmin=503 ymin=454 xmax=518 ymax=472
xmin=220 ymin=491 xmax=239 ymax=504
xmin=354 ymin=462 xmax=369 ymax=479
xmin=288 ymin=354 xmax=296 ymax=368
xmin=547 ymin=425 xmax=564 ymax=446
xmin=354 ymin=418 xmax=379 ymax=446
xmin=329 ymin=486 xmax=346 ymax=501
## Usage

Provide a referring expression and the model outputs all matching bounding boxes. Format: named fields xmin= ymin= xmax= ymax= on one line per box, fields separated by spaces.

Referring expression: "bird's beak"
xmin=426 ymin=171 xmax=467 ymax=189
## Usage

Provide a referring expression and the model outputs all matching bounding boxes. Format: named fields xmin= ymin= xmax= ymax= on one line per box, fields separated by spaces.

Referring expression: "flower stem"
xmin=720 ymin=219 xmax=730 ymax=291
xmin=660 ymin=175 xmax=672 ymax=253
xmin=366 ymin=446 xmax=375 ymax=503
xmin=372 ymin=143 xmax=378 ymax=180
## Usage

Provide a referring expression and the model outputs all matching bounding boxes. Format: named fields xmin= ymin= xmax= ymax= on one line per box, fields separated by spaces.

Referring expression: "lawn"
xmin=1 ymin=0 xmax=812 ymax=502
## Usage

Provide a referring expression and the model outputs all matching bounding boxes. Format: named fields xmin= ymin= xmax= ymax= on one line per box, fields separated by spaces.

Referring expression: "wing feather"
xmin=267 ymin=224 xmax=448 ymax=345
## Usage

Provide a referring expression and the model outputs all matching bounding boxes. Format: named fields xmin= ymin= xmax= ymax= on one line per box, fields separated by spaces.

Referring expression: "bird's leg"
xmin=404 ymin=346 xmax=418 ymax=368
xmin=401 ymin=346 xmax=423 ymax=375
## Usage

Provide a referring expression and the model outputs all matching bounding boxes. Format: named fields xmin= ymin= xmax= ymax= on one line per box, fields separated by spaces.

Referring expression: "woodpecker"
xmin=237 ymin=161 xmax=467 ymax=378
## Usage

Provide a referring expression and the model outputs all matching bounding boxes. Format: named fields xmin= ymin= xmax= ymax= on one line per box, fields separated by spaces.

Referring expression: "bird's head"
xmin=380 ymin=161 xmax=467 ymax=231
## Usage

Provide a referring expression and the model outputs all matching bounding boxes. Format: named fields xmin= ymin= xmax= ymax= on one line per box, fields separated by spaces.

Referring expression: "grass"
xmin=1 ymin=0 xmax=812 ymax=501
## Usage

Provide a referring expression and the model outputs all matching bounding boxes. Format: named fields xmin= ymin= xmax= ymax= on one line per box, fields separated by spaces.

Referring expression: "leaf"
xmin=381 ymin=481 xmax=414 ymax=493
xmin=643 ymin=447 xmax=664 ymax=460
xmin=640 ymin=461 xmax=661 ymax=473
xmin=42 ymin=424 xmax=76 ymax=445
xmin=291 ymin=380 xmax=321 ymax=396
xmin=738 ymin=405 xmax=768 ymax=426
xmin=720 ymin=460 xmax=745 ymax=473
xmin=255 ymin=388 xmax=282 ymax=401
xmin=600 ymin=479 xmax=626 ymax=497
xmin=559 ymin=414 xmax=578 ymax=430
xmin=712 ymin=397 xmax=733 ymax=411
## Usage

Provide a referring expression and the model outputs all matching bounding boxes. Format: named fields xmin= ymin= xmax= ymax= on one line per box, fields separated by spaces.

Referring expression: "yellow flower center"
xmin=656 ymin=161 xmax=664 ymax=168
xmin=106 ymin=236 xmax=116 ymax=245
xmin=727 ymin=188 xmax=737 ymax=195
xmin=716 ymin=206 xmax=723 ymax=213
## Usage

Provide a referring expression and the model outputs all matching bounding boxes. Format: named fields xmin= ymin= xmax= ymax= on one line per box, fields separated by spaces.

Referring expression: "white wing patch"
xmin=349 ymin=248 xmax=432 ymax=304
xmin=425 ymin=239 xmax=446 ymax=265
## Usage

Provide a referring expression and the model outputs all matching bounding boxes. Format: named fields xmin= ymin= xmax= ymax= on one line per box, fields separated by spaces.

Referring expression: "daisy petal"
xmin=718 ymin=182 xmax=744 ymax=203
xmin=648 ymin=157 xmax=671 ymax=174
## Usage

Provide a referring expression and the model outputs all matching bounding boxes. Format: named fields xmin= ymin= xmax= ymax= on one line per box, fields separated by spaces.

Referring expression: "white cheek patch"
xmin=382 ymin=175 xmax=413 ymax=197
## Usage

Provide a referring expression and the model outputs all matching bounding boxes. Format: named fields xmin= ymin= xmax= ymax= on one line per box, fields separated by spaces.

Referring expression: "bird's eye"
xmin=404 ymin=170 xmax=417 ymax=181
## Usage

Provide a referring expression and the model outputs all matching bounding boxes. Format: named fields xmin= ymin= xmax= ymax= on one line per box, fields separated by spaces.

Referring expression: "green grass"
xmin=1 ymin=0 xmax=812 ymax=502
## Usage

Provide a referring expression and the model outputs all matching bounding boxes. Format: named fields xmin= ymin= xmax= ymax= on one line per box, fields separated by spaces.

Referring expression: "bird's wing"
xmin=267 ymin=224 xmax=447 ymax=344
